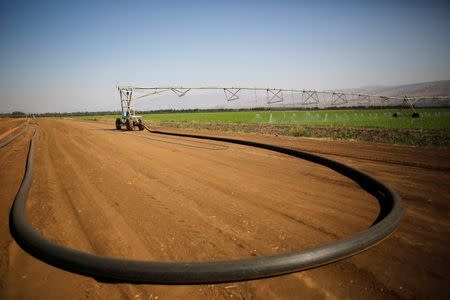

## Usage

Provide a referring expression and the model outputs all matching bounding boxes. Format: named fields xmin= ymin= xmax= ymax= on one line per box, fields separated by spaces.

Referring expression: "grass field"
xmin=79 ymin=108 xmax=450 ymax=130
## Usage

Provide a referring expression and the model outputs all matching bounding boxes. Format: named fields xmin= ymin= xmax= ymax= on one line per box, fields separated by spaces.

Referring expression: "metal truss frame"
xmin=171 ymin=88 xmax=191 ymax=97
xmin=403 ymin=96 xmax=418 ymax=114
xmin=117 ymin=85 xmax=449 ymax=118
xmin=301 ymin=90 xmax=320 ymax=105
xmin=331 ymin=92 xmax=348 ymax=105
xmin=357 ymin=94 xmax=371 ymax=105
xmin=223 ymin=88 xmax=241 ymax=101
xmin=118 ymin=87 xmax=135 ymax=118
xmin=266 ymin=89 xmax=284 ymax=104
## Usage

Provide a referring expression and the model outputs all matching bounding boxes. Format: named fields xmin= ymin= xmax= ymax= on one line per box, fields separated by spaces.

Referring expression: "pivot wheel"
xmin=125 ymin=120 xmax=133 ymax=131
xmin=138 ymin=119 xmax=145 ymax=131
xmin=115 ymin=118 xmax=122 ymax=130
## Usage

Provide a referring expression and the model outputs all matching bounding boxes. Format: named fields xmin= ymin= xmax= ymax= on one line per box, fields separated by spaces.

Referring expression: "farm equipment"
xmin=116 ymin=87 xmax=145 ymax=131
xmin=116 ymin=85 xmax=450 ymax=129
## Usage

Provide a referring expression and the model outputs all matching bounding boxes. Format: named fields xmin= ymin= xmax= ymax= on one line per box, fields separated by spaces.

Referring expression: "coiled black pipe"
xmin=10 ymin=128 xmax=404 ymax=284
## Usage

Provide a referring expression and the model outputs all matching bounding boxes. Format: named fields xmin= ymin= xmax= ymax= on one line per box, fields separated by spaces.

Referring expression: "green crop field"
xmin=79 ymin=108 xmax=450 ymax=130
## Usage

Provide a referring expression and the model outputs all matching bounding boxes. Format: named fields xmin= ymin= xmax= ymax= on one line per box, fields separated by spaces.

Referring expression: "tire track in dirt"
xmin=116 ymin=132 xmax=369 ymax=254
xmin=31 ymin=121 xmax=257 ymax=298
xmin=46 ymin=123 xmax=188 ymax=300
xmin=37 ymin=120 xmax=348 ymax=294
xmin=70 ymin=121 xmax=383 ymax=298
xmin=130 ymin=128 xmax=378 ymax=225
xmin=0 ymin=119 xmax=25 ymax=137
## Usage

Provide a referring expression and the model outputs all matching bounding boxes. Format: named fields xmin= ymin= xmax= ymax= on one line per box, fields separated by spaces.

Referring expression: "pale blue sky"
xmin=0 ymin=0 xmax=449 ymax=113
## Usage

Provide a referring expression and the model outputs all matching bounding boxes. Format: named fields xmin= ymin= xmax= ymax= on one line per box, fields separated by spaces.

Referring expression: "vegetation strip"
xmin=74 ymin=108 xmax=450 ymax=146
xmin=77 ymin=108 xmax=450 ymax=130
xmin=10 ymin=127 xmax=404 ymax=284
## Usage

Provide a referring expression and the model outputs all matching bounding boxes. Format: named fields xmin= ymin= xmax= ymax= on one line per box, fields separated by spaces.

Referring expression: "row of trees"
xmin=1 ymin=111 xmax=121 ymax=118
xmin=1 ymin=104 xmax=445 ymax=118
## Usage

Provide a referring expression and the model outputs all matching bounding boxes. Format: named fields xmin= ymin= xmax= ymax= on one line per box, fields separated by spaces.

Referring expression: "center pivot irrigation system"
xmin=116 ymin=85 xmax=448 ymax=129
xmin=12 ymin=126 xmax=404 ymax=284
xmin=6 ymin=85 xmax=409 ymax=284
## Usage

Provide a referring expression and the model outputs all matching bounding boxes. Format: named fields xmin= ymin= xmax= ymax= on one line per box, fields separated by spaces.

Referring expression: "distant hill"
xmin=342 ymin=80 xmax=450 ymax=98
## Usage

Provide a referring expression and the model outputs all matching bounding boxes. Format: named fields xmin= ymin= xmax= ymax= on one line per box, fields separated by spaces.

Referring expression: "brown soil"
xmin=0 ymin=119 xmax=449 ymax=299
xmin=0 ymin=118 xmax=25 ymax=141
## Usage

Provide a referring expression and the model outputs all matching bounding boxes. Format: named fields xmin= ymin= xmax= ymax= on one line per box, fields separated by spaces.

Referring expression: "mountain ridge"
xmin=340 ymin=80 xmax=450 ymax=97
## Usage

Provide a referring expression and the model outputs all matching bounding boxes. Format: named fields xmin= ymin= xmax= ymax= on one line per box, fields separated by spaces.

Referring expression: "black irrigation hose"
xmin=0 ymin=125 xmax=27 ymax=149
xmin=10 ymin=128 xmax=404 ymax=284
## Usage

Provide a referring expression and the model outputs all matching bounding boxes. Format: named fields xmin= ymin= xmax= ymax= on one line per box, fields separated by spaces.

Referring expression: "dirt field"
xmin=1 ymin=118 xmax=449 ymax=299
xmin=0 ymin=118 xmax=24 ymax=141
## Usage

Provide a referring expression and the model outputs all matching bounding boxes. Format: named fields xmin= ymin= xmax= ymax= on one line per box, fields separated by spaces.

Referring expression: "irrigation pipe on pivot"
xmin=10 ymin=127 xmax=404 ymax=284
xmin=118 ymin=85 xmax=450 ymax=115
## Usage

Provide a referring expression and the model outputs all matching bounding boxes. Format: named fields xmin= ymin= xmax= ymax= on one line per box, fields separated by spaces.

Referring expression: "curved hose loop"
xmin=0 ymin=125 xmax=27 ymax=149
xmin=10 ymin=129 xmax=404 ymax=284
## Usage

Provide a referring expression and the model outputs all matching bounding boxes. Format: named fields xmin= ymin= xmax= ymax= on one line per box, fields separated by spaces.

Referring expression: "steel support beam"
xmin=266 ymin=89 xmax=283 ymax=104
xmin=302 ymin=90 xmax=320 ymax=105
xmin=223 ymin=88 xmax=241 ymax=101
xmin=331 ymin=92 xmax=348 ymax=105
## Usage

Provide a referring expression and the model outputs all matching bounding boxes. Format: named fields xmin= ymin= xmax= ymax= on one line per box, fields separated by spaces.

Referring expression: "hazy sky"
xmin=1 ymin=0 xmax=449 ymax=113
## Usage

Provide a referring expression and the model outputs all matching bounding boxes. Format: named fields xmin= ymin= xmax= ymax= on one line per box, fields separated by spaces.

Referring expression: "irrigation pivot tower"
xmin=116 ymin=86 xmax=145 ymax=131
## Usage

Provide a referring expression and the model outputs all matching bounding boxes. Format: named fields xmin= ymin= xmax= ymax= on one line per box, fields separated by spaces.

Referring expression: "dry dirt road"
xmin=0 ymin=118 xmax=449 ymax=299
